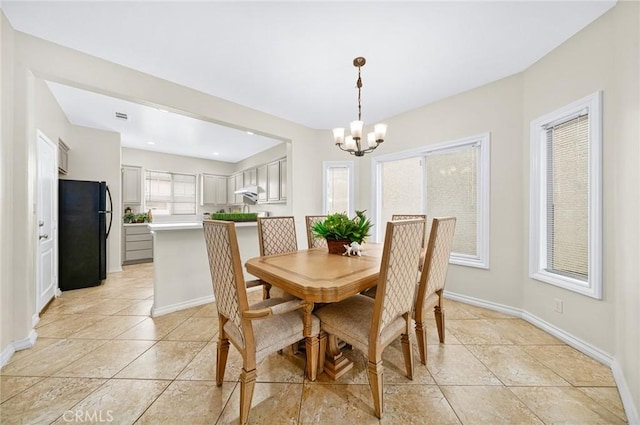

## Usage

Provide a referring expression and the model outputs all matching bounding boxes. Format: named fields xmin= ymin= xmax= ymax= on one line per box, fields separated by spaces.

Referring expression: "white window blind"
xmin=326 ymin=166 xmax=350 ymax=214
xmin=323 ymin=161 xmax=354 ymax=217
xmin=373 ymin=133 xmax=490 ymax=269
xmin=426 ymin=145 xmax=478 ymax=257
xmin=546 ymin=114 xmax=589 ymax=280
xmin=145 ymin=170 xmax=196 ymax=215
xmin=529 ymin=91 xmax=602 ymax=298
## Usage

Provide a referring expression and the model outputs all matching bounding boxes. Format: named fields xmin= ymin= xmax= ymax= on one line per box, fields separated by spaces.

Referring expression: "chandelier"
xmin=332 ymin=57 xmax=387 ymax=157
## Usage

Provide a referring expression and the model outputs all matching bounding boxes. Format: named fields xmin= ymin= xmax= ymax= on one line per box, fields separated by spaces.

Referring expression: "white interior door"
xmin=36 ymin=131 xmax=58 ymax=312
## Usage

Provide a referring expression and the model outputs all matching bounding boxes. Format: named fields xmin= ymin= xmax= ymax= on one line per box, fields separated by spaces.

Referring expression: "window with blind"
xmin=323 ymin=161 xmax=354 ymax=216
xmin=529 ymin=92 xmax=602 ymax=299
xmin=373 ymin=133 xmax=490 ymax=269
xmin=145 ymin=170 xmax=197 ymax=215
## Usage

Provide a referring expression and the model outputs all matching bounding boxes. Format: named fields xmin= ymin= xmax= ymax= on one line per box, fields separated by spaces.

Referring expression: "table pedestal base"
xmin=322 ymin=334 xmax=353 ymax=380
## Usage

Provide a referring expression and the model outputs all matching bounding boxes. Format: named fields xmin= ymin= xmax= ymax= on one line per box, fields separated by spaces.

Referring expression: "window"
xmin=145 ymin=170 xmax=197 ymax=215
xmin=373 ymin=133 xmax=490 ymax=269
xmin=529 ymin=92 xmax=602 ymax=298
xmin=323 ymin=161 xmax=354 ymax=216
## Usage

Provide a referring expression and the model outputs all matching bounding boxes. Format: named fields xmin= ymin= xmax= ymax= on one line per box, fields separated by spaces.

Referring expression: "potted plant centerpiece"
xmin=311 ymin=210 xmax=373 ymax=255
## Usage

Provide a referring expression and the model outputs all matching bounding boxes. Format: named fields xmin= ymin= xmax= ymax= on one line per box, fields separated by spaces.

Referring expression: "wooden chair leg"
xmin=367 ymin=360 xmax=384 ymax=418
xmin=434 ymin=306 xmax=445 ymax=344
xmin=401 ymin=333 xmax=414 ymax=380
xmin=415 ymin=320 xmax=428 ymax=365
xmin=435 ymin=290 xmax=445 ymax=343
xmin=216 ymin=337 xmax=230 ymax=386
xmin=305 ymin=335 xmax=319 ymax=381
xmin=239 ymin=368 xmax=257 ymax=425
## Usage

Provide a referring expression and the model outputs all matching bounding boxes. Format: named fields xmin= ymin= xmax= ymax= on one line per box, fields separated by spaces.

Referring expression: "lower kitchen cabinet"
xmin=123 ymin=225 xmax=153 ymax=264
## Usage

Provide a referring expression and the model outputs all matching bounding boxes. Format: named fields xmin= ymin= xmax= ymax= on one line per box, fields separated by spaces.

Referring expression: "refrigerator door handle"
xmin=105 ymin=185 xmax=113 ymax=239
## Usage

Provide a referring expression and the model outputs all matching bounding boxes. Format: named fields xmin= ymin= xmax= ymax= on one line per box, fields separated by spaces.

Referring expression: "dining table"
xmin=244 ymin=243 xmax=384 ymax=381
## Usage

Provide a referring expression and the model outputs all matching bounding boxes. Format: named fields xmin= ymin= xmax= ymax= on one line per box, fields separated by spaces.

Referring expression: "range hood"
xmin=234 ymin=186 xmax=258 ymax=203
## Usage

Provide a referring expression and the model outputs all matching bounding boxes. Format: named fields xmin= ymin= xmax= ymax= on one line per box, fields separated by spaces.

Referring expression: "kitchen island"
xmin=147 ymin=221 xmax=260 ymax=317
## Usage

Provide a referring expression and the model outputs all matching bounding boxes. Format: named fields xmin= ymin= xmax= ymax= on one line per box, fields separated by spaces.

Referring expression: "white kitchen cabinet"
xmin=243 ymin=168 xmax=257 ymax=187
xmin=234 ymin=173 xmax=244 ymax=204
xmin=201 ymin=174 xmax=227 ymax=205
xmin=227 ymin=173 xmax=244 ymax=205
xmin=122 ymin=165 xmax=142 ymax=205
xmin=123 ymin=225 xmax=153 ymax=264
xmin=58 ymin=139 xmax=69 ymax=175
xmin=257 ymin=164 xmax=268 ymax=203
xmin=227 ymin=176 xmax=235 ymax=204
xmin=267 ymin=161 xmax=280 ymax=202
xmin=279 ymin=158 xmax=287 ymax=201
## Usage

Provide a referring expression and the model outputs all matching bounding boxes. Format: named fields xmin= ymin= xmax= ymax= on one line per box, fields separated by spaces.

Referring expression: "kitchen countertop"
xmin=147 ymin=221 xmax=258 ymax=231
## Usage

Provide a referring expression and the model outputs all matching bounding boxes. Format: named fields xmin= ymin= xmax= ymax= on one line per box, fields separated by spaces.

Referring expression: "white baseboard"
xmin=151 ymin=295 xmax=215 ymax=317
xmin=13 ymin=329 xmax=38 ymax=351
xmin=612 ymin=359 xmax=640 ymax=425
xmin=444 ymin=290 xmax=638 ymax=423
xmin=108 ymin=266 xmax=123 ymax=274
xmin=32 ymin=313 xmax=40 ymax=328
xmin=1 ymin=343 xmax=16 ymax=368
xmin=444 ymin=291 xmax=522 ymax=318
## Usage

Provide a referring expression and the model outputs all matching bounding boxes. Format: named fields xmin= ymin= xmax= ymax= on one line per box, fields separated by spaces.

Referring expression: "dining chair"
xmin=305 ymin=215 xmax=328 ymax=249
xmin=413 ymin=217 xmax=456 ymax=365
xmin=391 ymin=214 xmax=427 ymax=248
xmin=203 ymin=220 xmax=320 ymax=425
xmin=257 ymin=216 xmax=298 ymax=299
xmin=316 ymin=219 xmax=425 ymax=418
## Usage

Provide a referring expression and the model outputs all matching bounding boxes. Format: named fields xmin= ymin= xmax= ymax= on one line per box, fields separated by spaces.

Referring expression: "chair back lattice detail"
xmin=258 ymin=217 xmax=298 ymax=256
xmin=376 ymin=220 xmax=425 ymax=332
xmin=391 ymin=214 xmax=427 ymax=247
xmin=422 ymin=217 xmax=456 ymax=296
xmin=203 ymin=220 xmax=247 ymax=344
xmin=305 ymin=215 xmax=328 ymax=249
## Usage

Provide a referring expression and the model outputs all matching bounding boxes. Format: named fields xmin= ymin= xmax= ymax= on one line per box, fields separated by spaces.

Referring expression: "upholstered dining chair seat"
xmin=316 ymin=295 xmax=405 ymax=355
xmin=224 ymin=297 xmax=320 ymax=364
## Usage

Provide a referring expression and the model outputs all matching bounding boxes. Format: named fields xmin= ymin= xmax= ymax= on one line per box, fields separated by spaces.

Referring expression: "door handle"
xmin=39 ymin=234 xmax=49 ymax=240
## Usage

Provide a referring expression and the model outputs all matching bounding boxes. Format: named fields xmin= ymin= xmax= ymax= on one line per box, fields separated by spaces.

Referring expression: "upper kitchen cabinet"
xmin=267 ymin=161 xmax=280 ymax=202
xmin=243 ymin=168 xmax=257 ymax=187
xmin=266 ymin=158 xmax=287 ymax=203
xmin=227 ymin=173 xmax=244 ymax=204
xmin=201 ymin=174 xmax=227 ymax=205
xmin=122 ymin=165 xmax=143 ymax=205
xmin=257 ymin=164 xmax=268 ymax=202
xmin=279 ymin=158 xmax=287 ymax=201
xmin=58 ymin=139 xmax=69 ymax=174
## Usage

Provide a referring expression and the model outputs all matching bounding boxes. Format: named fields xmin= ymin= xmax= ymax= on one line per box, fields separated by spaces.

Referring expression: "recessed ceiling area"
xmin=3 ymin=1 xmax=616 ymax=130
xmin=46 ymin=82 xmax=283 ymax=163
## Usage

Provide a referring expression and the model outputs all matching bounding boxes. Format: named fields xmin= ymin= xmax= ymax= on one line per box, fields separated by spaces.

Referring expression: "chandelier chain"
xmin=356 ymin=66 xmax=362 ymax=121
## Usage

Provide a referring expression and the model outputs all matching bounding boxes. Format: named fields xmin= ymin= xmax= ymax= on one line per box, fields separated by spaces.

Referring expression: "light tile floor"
xmin=0 ymin=263 xmax=628 ymax=424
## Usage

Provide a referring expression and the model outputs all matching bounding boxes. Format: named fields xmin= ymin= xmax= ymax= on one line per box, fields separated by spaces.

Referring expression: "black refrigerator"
xmin=58 ymin=180 xmax=113 ymax=291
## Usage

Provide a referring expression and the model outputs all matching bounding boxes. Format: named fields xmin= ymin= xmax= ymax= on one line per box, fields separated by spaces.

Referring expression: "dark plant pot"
xmin=327 ymin=239 xmax=350 ymax=255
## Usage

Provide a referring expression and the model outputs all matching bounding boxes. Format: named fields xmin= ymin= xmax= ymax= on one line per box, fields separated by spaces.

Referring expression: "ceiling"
xmin=2 ymin=1 xmax=616 ymax=160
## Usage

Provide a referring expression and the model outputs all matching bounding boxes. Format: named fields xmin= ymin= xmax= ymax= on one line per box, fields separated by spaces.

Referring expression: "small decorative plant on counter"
xmin=311 ymin=210 xmax=373 ymax=255
xmin=211 ymin=213 xmax=258 ymax=222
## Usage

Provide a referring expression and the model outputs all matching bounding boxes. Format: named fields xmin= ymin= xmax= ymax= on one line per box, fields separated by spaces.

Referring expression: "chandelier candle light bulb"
xmin=333 ymin=56 xmax=387 ymax=157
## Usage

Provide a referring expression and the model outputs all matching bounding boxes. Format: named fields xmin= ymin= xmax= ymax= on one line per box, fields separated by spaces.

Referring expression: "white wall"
xmin=122 ymin=147 xmax=236 ymax=218
xmin=1 ymin=11 xmax=16 ymax=359
xmin=356 ymin=74 xmax=525 ymax=308
xmin=522 ymin=2 xmax=639 ymax=416
xmin=1 ymin=16 xmax=325 ymax=366
xmin=64 ymin=125 xmax=122 ymax=273
xmin=2 ymin=5 xmax=637 ymax=419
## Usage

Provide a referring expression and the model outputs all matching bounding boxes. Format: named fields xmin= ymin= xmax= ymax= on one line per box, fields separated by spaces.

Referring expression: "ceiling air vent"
xmin=115 ymin=112 xmax=128 ymax=121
